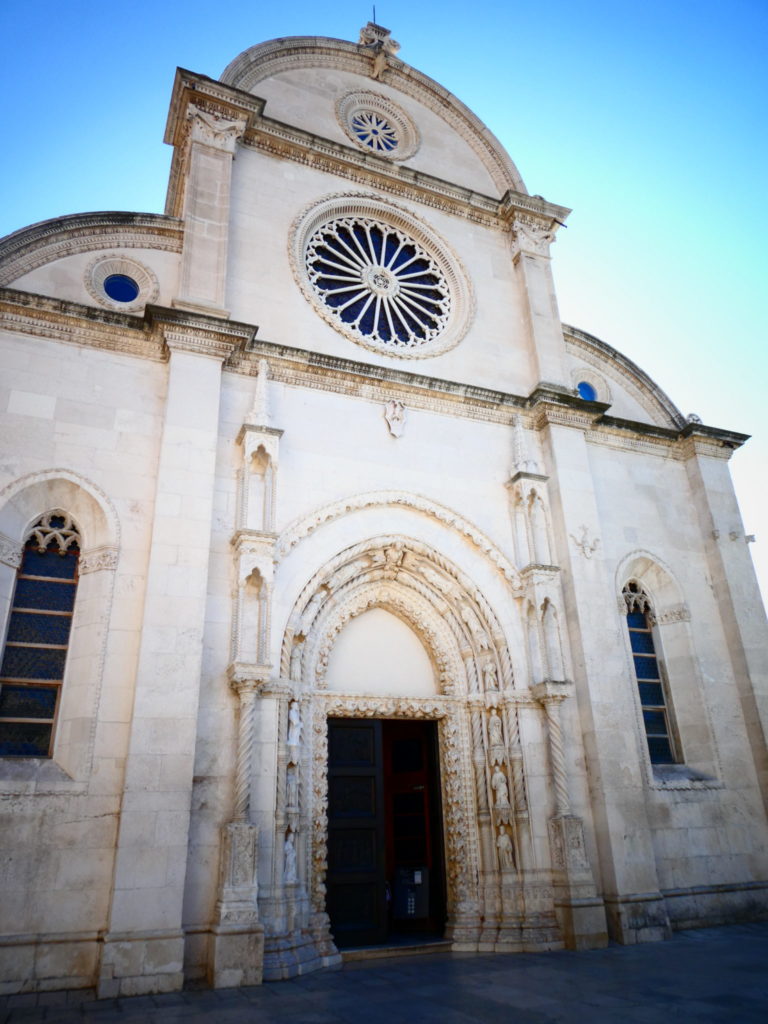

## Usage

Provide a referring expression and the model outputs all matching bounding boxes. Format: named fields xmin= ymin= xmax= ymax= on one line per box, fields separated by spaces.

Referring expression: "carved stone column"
xmin=209 ymin=671 xmax=266 ymax=988
xmin=533 ymin=681 xmax=608 ymax=950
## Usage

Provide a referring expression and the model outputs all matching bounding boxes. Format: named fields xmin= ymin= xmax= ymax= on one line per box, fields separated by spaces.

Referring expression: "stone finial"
xmin=686 ymin=412 xmax=702 ymax=424
xmin=248 ymin=359 xmax=270 ymax=425
xmin=358 ymin=22 xmax=400 ymax=80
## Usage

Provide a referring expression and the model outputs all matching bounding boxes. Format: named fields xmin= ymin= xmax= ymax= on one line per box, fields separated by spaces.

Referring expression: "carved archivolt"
xmin=276 ymin=489 xmax=520 ymax=590
xmin=276 ymin=533 xmax=521 ymax=929
xmin=281 ymin=535 xmax=514 ymax=696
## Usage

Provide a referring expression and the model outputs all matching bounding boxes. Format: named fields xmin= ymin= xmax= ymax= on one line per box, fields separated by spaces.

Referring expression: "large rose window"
xmin=290 ymin=195 xmax=473 ymax=359
xmin=305 ymin=217 xmax=451 ymax=349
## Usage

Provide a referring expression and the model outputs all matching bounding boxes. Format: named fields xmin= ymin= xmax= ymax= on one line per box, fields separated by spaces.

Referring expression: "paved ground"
xmin=2 ymin=922 xmax=767 ymax=1023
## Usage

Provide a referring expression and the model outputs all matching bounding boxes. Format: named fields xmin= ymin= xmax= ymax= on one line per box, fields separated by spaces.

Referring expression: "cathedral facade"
xmin=1 ymin=26 xmax=767 ymax=997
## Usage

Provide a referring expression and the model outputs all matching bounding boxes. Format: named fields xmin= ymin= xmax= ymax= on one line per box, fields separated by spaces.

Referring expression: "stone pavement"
xmin=2 ymin=922 xmax=767 ymax=1023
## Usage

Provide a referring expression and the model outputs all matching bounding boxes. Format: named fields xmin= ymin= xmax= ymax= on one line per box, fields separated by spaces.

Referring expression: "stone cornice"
xmin=162 ymin=69 xmax=569 ymax=231
xmin=0 ymin=287 xmax=164 ymax=361
xmin=0 ymin=287 xmax=748 ymax=456
xmin=145 ymin=305 xmax=257 ymax=363
xmin=563 ymin=323 xmax=685 ymax=429
xmin=0 ymin=212 xmax=183 ymax=288
xmin=219 ymin=35 xmax=525 ymax=195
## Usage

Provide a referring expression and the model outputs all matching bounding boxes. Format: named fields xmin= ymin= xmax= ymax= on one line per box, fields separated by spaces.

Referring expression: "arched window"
xmin=0 ymin=512 xmax=80 ymax=757
xmin=623 ymin=581 xmax=677 ymax=765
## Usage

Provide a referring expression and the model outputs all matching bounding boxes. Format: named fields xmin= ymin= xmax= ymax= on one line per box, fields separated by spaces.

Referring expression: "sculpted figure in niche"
xmin=497 ymin=826 xmax=515 ymax=870
xmin=290 ymin=637 xmax=304 ymax=682
xmin=287 ymin=701 xmax=302 ymax=746
xmin=488 ymin=708 xmax=504 ymax=748
xmin=491 ymin=764 xmax=510 ymax=808
xmin=284 ymin=829 xmax=297 ymax=883
xmin=483 ymin=661 xmax=499 ymax=691
xmin=460 ymin=603 xmax=490 ymax=650
xmin=286 ymin=765 xmax=299 ymax=810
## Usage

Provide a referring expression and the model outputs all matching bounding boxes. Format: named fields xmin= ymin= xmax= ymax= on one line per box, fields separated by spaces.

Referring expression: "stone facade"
xmin=1 ymin=25 xmax=767 ymax=996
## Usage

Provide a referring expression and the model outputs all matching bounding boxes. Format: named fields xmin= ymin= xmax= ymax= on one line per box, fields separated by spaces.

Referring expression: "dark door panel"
xmin=326 ymin=718 xmax=386 ymax=947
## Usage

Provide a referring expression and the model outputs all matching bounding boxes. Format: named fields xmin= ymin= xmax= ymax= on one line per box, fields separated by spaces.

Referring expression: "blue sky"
xmin=1 ymin=0 xmax=766 ymax=600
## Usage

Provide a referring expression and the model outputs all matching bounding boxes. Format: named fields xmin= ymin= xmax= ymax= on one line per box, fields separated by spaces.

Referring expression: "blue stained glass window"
xmin=0 ymin=722 xmax=52 ymax=757
xmin=577 ymin=381 xmax=597 ymax=401
xmin=14 ymin=577 xmax=77 ymax=612
xmin=0 ymin=685 xmax=58 ymax=719
xmin=104 ymin=274 xmax=139 ymax=302
xmin=0 ymin=515 xmax=80 ymax=757
xmin=624 ymin=586 xmax=676 ymax=764
xmin=7 ymin=611 xmax=72 ymax=646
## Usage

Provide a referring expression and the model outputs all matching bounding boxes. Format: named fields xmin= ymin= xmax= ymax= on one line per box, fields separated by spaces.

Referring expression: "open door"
xmin=326 ymin=718 xmax=445 ymax=949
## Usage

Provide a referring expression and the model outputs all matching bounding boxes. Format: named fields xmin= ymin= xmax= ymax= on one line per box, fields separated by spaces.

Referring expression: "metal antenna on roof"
xmin=373 ymin=6 xmax=376 ymax=24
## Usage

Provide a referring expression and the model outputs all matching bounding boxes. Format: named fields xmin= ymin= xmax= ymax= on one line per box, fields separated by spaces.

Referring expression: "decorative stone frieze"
xmin=0 ymin=532 xmax=22 ymax=568
xmin=78 ymin=545 xmax=119 ymax=574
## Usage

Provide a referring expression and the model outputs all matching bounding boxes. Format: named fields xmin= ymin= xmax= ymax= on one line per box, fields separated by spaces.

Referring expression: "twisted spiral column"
xmin=232 ymin=679 xmax=260 ymax=821
xmin=470 ymin=708 xmax=488 ymax=813
xmin=502 ymin=703 xmax=527 ymax=815
xmin=542 ymin=697 xmax=569 ymax=816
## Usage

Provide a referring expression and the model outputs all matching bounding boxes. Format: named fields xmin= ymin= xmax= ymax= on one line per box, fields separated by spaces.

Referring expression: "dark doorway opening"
xmin=326 ymin=717 xmax=447 ymax=949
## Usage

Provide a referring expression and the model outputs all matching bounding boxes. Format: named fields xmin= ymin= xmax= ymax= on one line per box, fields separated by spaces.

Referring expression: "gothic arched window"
xmin=0 ymin=512 xmax=80 ymax=757
xmin=623 ymin=582 xmax=677 ymax=765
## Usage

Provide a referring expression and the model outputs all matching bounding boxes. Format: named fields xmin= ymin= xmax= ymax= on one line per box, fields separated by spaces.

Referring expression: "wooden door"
xmin=326 ymin=718 xmax=387 ymax=947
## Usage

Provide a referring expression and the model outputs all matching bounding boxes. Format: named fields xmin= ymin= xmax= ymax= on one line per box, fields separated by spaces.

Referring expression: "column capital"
xmin=227 ymin=662 xmax=272 ymax=696
xmin=187 ymin=106 xmax=247 ymax=154
xmin=145 ymin=304 xmax=257 ymax=362
xmin=532 ymin=679 xmax=573 ymax=705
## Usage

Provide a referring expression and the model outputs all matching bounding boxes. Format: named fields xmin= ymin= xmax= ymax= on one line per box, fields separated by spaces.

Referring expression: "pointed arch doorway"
xmin=326 ymin=715 xmax=447 ymax=948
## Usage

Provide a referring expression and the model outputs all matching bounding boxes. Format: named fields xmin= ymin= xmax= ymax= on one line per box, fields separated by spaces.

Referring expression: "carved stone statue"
xmin=286 ymin=765 xmax=298 ymax=810
xmin=483 ymin=661 xmax=499 ymax=691
xmin=488 ymin=709 xmax=503 ymax=747
xmin=287 ymin=701 xmax=302 ymax=746
xmin=497 ymin=826 xmax=515 ymax=870
xmin=358 ymin=22 xmax=400 ymax=81
xmin=289 ymin=639 xmax=304 ymax=682
xmin=284 ymin=829 xmax=297 ymax=883
xmin=491 ymin=765 xmax=510 ymax=808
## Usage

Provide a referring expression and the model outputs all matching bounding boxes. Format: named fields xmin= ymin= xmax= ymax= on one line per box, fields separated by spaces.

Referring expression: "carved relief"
xmin=384 ymin=399 xmax=406 ymax=437
xmin=0 ymin=533 xmax=22 ymax=569
xmin=570 ymin=525 xmax=599 ymax=560
xmin=188 ymin=107 xmax=247 ymax=153
xmin=510 ymin=216 xmax=557 ymax=257
xmin=79 ymin=546 xmax=119 ymax=574
xmin=358 ymin=21 xmax=400 ymax=81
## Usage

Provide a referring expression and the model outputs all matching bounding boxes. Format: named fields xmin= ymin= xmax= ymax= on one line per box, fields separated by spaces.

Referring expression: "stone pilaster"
xmin=537 ymin=407 xmax=670 ymax=944
xmin=99 ymin=313 xmax=251 ymax=997
xmin=173 ymin=105 xmax=247 ymax=316
xmin=508 ymin=213 xmax=570 ymax=390
xmin=682 ymin=432 xmax=768 ymax=809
